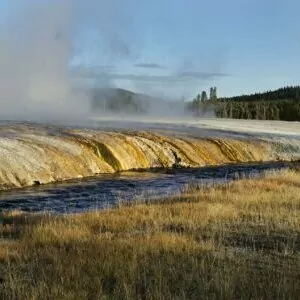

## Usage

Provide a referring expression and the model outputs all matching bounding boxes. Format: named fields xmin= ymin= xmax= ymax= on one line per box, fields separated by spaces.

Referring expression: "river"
xmin=0 ymin=161 xmax=291 ymax=214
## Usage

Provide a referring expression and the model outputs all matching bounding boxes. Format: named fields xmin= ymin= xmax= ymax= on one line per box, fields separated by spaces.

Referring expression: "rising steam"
xmin=0 ymin=0 xmax=146 ymax=122
xmin=0 ymin=0 xmax=86 ymax=121
xmin=0 ymin=0 xmax=223 ymax=123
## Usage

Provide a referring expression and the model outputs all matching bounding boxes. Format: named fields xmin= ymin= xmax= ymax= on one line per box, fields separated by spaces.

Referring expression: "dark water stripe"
xmin=0 ymin=161 xmax=295 ymax=214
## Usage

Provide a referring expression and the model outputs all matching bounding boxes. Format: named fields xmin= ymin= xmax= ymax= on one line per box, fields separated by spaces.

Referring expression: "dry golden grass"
xmin=0 ymin=170 xmax=300 ymax=299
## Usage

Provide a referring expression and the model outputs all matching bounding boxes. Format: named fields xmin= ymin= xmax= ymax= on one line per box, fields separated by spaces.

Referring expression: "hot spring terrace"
xmin=0 ymin=118 xmax=300 ymax=190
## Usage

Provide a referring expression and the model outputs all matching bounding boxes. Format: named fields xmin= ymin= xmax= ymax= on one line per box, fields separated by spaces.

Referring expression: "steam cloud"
xmin=0 ymin=0 xmax=144 ymax=121
xmin=0 ymin=0 xmax=81 ymax=120
xmin=0 ymin=0 xmax=225 ymax=122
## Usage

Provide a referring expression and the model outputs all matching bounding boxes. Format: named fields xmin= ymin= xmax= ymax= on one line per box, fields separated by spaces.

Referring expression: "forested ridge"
xmin=90 ymin=85 xmax=300 ymax=121
xmin=220 ymin=86 xmax=300 ymax=102
xmin=188 ymin=86 xmax=300 ymax=121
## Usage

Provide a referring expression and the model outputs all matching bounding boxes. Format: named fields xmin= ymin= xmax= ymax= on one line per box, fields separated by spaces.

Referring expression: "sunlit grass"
xmin=0 ymin=170 xmax=300 ymax=299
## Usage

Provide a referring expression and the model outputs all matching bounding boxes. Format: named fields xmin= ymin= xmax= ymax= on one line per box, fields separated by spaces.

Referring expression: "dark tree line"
xmin=187 ymin=86 xmax=300 ymax=121
xmin=220 ymin=86 xmax=300 ymax=103
xmin=186 ymin=87 xmax=218 ymax=116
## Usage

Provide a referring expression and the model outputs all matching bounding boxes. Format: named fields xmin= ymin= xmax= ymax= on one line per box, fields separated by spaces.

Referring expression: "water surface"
xmin=0 ymin=161 xmax=290 ymax=214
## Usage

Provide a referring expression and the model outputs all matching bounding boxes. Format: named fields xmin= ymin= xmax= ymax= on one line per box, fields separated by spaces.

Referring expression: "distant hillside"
xmin=187 ymin=86 xmax=300 ymax=121
xmin=90 ymin=88 xmax=185 ymax=116
xmin=217 ymin=86 xmax=300 ymax=121
xmin=91 ymin=88 xmax=148 ymax=114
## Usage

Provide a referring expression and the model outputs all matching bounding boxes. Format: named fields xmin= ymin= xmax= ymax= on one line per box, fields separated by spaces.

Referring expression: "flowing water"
xmin=0 ymin=161 xmax=291 ymax=214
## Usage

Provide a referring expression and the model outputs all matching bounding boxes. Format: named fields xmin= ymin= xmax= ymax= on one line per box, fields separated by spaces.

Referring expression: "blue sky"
xmin=1 ymin=0 xmax=300 ymax=99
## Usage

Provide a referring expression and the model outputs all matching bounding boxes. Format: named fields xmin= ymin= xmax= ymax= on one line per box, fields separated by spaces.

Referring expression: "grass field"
xmin=0 ymin=169 xmax=300 ymax=299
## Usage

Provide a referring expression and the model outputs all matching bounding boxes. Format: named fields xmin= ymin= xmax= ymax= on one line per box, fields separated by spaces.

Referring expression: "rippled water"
xmin=0 ymin=161 xmax=291 ymax=214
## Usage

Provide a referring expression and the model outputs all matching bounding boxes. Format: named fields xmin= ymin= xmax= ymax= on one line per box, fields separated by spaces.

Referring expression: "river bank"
xmin=1 ymin=169 xmax=299 ymax=299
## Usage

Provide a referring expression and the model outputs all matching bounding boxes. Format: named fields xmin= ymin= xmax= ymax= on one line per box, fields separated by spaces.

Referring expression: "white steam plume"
xmin=0 ymin=0 xmax=89 ymax=121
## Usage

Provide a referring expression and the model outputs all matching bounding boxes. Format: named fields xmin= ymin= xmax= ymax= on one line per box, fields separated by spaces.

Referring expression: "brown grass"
xmin=0 ymin=170 xmax=300 ymax=299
